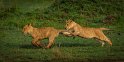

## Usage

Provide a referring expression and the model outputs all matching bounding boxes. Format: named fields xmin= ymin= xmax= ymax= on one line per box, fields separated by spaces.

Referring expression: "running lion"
xmin=65 ymin=20 xmax=112 ymax=47
xmin=22 ymin=24 xmax=71 ymax=48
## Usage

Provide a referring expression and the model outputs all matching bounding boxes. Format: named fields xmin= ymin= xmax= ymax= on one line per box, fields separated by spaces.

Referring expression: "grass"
xmin=0 ymin=0 xmax=124 ymax=62
xmin=0 ymin=22 xmax=124 ymax=62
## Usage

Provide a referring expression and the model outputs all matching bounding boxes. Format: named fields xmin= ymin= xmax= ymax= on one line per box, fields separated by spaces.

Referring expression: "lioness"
xmin=65 ymin=20 xmax=112 ymax=47
xmin=23 ymin=24 xmax=71 ymax=48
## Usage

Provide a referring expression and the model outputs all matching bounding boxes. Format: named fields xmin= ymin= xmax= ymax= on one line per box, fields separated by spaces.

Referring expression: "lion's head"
xmin=22 ymin=23 xmax=33 ymax=35
xmin=65 ymin=20 xmax=76 ymax=30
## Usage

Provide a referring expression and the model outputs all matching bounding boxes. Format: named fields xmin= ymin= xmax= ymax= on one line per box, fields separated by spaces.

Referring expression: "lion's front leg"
xmin=67 ymin=29 xmax=79 ymax=36
xmin=36 ymin=41 xmax=45 ymax=47
xmin=71 ymin=31 xmax=80 ymax=36
xmin=32 ymin=39 xmax=39 ymax=47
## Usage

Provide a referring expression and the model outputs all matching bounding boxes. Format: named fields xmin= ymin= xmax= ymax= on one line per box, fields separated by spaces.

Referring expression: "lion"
xmin=22 ymin=24 xmax=71 ymax=48
xmin=65 ymin=20 xmax=112 ymax=47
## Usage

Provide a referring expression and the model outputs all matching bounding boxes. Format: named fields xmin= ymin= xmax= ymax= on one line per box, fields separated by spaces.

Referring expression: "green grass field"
xmin=0 ymin=0 xmax=124 ymax=62
xmin=1 ymin=25 xmax=124 ymax=62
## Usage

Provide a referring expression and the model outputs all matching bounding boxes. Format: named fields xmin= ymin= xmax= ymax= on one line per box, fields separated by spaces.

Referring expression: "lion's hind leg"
xmin=103 ymin=37 xmax=112 ymax=46
xmin=95 ymin=38 xmax=105 ymax=47
xmin=96 ymin=31 xmax=112 ymax=46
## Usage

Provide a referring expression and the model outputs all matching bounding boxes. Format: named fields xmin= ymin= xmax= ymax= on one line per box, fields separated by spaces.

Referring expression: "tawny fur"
xmin=22 ymin=24 xmax=71 ymax=48
xmin=65 ymin=20 xmax=112 ymax=46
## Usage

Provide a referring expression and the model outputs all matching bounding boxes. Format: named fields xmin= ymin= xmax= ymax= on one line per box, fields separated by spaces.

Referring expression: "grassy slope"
xmin=0 ymin=0 xmax=124 ymax=62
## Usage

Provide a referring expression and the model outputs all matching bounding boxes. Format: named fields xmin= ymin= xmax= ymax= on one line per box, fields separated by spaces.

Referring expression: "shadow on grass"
xmin=19 ymin=42 xmax=99 ymax=49
xmin=55 ymin=42 xmax=99 ymax=47
xmin=19 ymin=44 xmax=42 ymax=49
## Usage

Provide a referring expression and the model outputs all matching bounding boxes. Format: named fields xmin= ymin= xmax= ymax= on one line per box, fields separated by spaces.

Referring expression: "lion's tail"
xmin=100 ymin=28 xmax=110 ymax=30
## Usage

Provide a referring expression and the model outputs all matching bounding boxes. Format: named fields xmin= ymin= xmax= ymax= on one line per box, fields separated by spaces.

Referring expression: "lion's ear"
xmin=28 ymin=23 xmax=32 ymax=26
xmin=70 ymin=20 xmax=73 ymax=22
xmin=69 ymin=19 xmax=73 ymax=23
xmin=29 ymin=23 xmax=32 ymax=26
xmin=66 ymin=20 xmax=68 ymax=23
